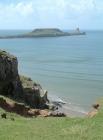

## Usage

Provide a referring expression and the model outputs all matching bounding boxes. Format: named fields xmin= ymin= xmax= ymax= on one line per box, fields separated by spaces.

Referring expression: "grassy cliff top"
xmin=0 ymin=50 xmax=16 ymax=59
xmin=0 ymin=98 xmax=103 ymax=140
xmin=32 ymin=28 xmax=63 ymax=33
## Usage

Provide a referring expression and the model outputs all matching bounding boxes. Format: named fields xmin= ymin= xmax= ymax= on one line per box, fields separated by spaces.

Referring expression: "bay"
xmin=0 ymin=30 xmax=103 ymax=113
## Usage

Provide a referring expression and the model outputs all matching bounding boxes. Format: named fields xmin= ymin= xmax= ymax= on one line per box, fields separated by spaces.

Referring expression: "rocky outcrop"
xmin=87 ymin=104 xmax=100 ymax=118
xmin=49 ymin=111 xmax=66 ymax=117
xmin=0 ymin=50 xmax=66 ymax=117
xmin=0 ymin=96 xmax=44 ymax=117
xmin=0 ymin=96 xmax=66 ymax=117
xmin=0 ymin=50 xmax=23 ymax=99
xmin=20 ymin=76 xmax=49 ymax=109
xmin=0 ymin=50 xmax=49 ymax=109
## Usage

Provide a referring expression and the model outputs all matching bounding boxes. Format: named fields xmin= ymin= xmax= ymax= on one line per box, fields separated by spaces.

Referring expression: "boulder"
xmin=49 ymin=111 xmax=66 ymax=117
xmin=39 ymin=110 xmax=49 ymax=117
xmin=27 ymin=109 xmax=40 ymax=117
xmin=92 ymin=104 xmax=100 ymax=109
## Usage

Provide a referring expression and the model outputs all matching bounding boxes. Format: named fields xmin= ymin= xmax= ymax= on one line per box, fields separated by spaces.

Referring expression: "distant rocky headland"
xmin=0 ymin=28 xmax=86 ymax=39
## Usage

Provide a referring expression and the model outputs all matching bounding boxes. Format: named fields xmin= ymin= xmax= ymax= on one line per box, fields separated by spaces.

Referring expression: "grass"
xmin=0 ymin=50 xmax=16 ymax=59
xmin=0 ymin=106 xmax=103 ymax=140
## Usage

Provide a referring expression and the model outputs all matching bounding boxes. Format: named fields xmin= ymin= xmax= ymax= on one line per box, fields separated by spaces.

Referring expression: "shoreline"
xmin=0 ymin=49 xmax=92 ymax=118
xmin=48 ymin=94 xmax=88 ymax=117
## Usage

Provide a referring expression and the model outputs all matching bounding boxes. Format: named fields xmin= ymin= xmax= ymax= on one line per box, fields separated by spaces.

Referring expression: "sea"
xmin=0 ymin=30 xmax=103 ymax=115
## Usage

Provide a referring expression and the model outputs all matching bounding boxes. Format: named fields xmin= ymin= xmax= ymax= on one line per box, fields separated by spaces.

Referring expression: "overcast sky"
xmin=0 ymin=0 xmax=102 ymax=29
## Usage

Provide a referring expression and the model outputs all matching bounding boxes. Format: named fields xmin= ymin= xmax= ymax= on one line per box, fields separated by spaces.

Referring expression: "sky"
xmin=0 ymin=0 xmax=103 ymax=30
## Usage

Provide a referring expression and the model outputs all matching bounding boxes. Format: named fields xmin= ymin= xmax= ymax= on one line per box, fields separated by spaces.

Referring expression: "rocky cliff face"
xmin=0 ymin=50 xmax=48 ymax=109
xmin=0 ymin=50 xmax=23 ymax=98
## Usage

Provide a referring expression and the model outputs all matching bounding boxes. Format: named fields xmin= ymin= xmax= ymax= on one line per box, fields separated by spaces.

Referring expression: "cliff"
xmin=0 ymin=50 xmax=66 ymax=117
xmin=0 ymin=50 xmax=49 ymax=109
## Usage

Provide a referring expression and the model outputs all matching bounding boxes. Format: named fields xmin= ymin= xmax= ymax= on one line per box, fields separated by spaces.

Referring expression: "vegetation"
xmin=0 ymin=50 xmax=6 ymax=56
xmin=0 ymin=101 xmax=103 ymax=140
xmin=0 ymin=49 xmax=101 ymax=140
xmin=25 ymin=28 xmax=66 ymax=37
xmin=0 ymin=28 xmax=85 ymax=39
xmin=0 ymin=50 xmax=16 ymax=59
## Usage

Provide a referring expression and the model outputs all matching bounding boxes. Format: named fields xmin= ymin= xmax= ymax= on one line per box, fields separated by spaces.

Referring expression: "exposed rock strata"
xmin=0 ymin=96 xmax=66 ymax=117
xmin=0 ymin=50 xmax=66 ymax=117
xmin=0 ymin=50 xmax=49 ymax=109
xmin=0 ymin=50 xmax=23 ymax=99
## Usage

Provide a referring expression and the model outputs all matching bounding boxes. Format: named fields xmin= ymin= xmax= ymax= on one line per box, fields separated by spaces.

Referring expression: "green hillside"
xmin=0 ymin=101 xmax=103 ymax=140
xmin=25 ymin=28 xmax=67 ymax=37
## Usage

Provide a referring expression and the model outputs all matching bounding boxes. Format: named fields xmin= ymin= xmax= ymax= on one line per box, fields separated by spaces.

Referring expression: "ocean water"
xmin=0 ymin=30 xmax=103 ymax=113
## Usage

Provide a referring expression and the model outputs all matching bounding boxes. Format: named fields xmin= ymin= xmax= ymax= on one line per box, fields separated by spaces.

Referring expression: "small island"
xmin=0 ymin=28 xmax=86 ymax=39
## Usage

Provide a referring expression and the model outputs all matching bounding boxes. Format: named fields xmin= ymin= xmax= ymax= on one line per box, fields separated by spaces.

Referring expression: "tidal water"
xmin=0 ymin=30 xmax=103 ymax=113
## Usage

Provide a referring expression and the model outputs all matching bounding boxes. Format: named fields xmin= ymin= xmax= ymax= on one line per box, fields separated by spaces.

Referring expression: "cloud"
xmin=0 ymin=1 xmax=35 ymax=28
xmin=0 ymin=0 xmax=102 ymax=29
xmin=15 ymin=2 xmax=34 ymax=16
xmin=0 ymin=2 xmax=34 ymax=17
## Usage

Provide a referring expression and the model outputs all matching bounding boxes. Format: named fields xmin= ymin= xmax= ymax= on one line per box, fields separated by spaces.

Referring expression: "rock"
xmin=0 ymin=50 xmax=49 ymax=109
xmin=39 ymin=110 xmax=49 ymax=117
xmin=0 ymin=50 xmax=66 ymax=118
xmin=48 ymin=103 xmax=58 ymax=111
xmin=0 ymin=97 xmax=11 ymax=111
xmin=0 ymin=50 xmax=23 ymax=99
xmin=0 ymin=96 xmax=39 ymax=117
xmin=0 ymin=96 xmax=66 ymax=118
xmin=27 ymin=109 xmax=40 ymax=117
xmin=49 ymin=111 xmax=66 ymax=117
xmin=23 ymin=86 xmax=41 ymax=108
xmin=41 ymin=91 xmax=49 ymax=104
xmin=92 ymin=104 xmax=100 ymax=109
xmin=87 ymin=103 xmax=100 ymax=118
xmin=13 ymin=103 xmax=29 ymax=116
xmin=20 ymin=75 xmax=49 ymax=108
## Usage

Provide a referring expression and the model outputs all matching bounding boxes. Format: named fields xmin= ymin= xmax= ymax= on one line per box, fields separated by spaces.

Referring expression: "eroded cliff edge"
xmin=0 ymin=50 xmax=49 ymax=109
xmin=0 ymin=50 xmax=99 ymax=118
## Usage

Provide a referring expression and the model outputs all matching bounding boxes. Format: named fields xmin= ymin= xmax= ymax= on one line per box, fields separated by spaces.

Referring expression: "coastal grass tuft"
xmin=0 ymin=105 xmax=103 ymax=140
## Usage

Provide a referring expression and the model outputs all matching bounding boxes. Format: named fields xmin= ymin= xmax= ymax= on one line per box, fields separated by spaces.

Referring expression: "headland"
xmin=0 ymin=28 xmax=86 ymax=39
